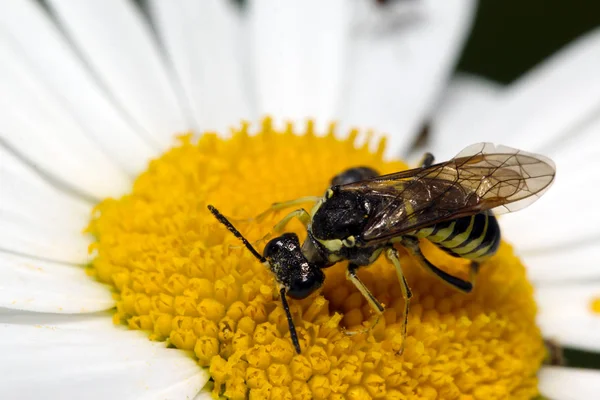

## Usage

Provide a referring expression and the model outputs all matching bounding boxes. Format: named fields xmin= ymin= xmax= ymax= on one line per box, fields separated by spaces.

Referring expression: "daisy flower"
xmin=0 ymin=1 xmax=598 ymax=399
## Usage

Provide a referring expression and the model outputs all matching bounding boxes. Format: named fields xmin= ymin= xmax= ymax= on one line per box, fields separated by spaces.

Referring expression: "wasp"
xmin=208 ymin=143 xmax=555 ymax=354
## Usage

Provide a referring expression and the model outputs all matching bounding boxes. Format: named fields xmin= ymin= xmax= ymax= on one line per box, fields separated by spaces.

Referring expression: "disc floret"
xmin=88 ymin=119 xmax=545 ymax=399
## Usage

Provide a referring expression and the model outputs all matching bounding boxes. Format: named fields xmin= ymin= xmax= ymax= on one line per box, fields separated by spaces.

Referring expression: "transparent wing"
xmin=447 ymin=142 xmax=556 ymax=214
xmin=339 ymin=143 xmax=556 ymax=245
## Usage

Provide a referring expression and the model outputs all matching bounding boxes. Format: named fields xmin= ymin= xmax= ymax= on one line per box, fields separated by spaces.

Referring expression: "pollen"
xmin=87 ymin=118 xmax=545 ymax=399
xmin=591 ymin=296 xmax=600 ymax=314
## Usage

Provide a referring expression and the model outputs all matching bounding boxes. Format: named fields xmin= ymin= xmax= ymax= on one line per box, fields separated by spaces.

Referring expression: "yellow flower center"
xmin=591 ymin=297 xmax=600 ymax=314
xmin=87 ymin=118 xmax=545 ymax=400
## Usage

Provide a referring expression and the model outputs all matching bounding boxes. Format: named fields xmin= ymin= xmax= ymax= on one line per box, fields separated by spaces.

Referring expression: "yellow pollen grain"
xmin=87 ymin=118 xmax=545 ymax=399
xmin=591 ymin=296 xmax=600 ymax=314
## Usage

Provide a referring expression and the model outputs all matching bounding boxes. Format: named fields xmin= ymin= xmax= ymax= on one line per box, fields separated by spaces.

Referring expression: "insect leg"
xmin=469 ymin=261 xmax=480 ymax=283
xmin=400 ymin=236 xmax=473 ymax=293
xmin=273 ymin=209 xmax=311 ymax=233
xmin=279 ymin=287 xmax=302 ymax=354
xmin=417 ymin=152 xmax=435 ymax=168
xmin=255 ymin=196 xmax=320 ymax=222
xmin=344 ymin=263 xmax=384 ymax=336
xmin=385 ymin=247 xmax=412 ymax=355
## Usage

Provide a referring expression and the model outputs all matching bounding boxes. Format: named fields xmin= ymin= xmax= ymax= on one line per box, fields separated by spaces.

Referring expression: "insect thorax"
xmin=311 ymin=190 xmax=373 ymax=240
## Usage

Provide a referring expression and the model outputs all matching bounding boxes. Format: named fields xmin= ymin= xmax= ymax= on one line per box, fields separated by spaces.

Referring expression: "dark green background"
xmin=458 ymin=0 xmax=599 ymax=83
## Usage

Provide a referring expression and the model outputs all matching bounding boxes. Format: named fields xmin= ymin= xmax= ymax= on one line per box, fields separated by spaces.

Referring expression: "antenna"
xmin=207 ymin=205 xmax=266 ymax=263
xmin=280 ymin=287 xmax=302 ymax=354
xmin=208 ymin=204 xmax=303 ymax=354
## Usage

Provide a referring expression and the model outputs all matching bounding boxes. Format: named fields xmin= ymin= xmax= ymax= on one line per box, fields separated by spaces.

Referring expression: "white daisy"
xmin=0 ymin=1 xmax=598 ymax=399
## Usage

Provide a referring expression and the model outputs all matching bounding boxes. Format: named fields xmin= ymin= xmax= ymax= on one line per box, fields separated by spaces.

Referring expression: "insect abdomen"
xmin=414 ymin=212 xmax=501 ymax=261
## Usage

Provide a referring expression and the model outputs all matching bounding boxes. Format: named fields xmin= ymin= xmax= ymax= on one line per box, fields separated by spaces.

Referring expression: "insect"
xmin=208 ymin=143 xmax=556 ymax=354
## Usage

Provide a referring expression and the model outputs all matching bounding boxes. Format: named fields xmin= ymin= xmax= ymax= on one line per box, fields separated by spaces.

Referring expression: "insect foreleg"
xmin=255 ymin=196 xmax=320 ymax=222
xmin=273 ymin=209 xmax=311 ymax=233
xmin=385 ymin=247 xmax=412 ymax=355
xmin=344 ymin=263 xmax=384 ymax=336
xmin=400 ymin=236 xmax=474 ymax=293
xmin=279 ymin=287 xmax=302 ymax=354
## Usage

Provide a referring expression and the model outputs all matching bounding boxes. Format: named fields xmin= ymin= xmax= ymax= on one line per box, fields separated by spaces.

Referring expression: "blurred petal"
xmin=539 ymin=367 xmax=600 ymax=400
xmin=459 ymin=27 xmax=600 ymax=151
xmin=249 ymin=0 xmax=349 ymax=131
xmin=524 ymin=242 xmax=600 ymax=284
xmin=341 ymin=0 xmax=476 ymax=156
xmin=0 ymin=319 xmax=207 ymax=400
xmin=427 ymin=74 xmax=503 ymax=160
xmin=148 ymin=0 xmax=253 ymax=134
xmin=0 ymin=252 xmax=114 ymax=313
xmin=47 ymin=0 xmax=189 ymax=147
xmin=0 ymin=0 xmax=157 ymax=190
xmin=0 ymin=146 xmax=91 ymax=263
xmin=536 ymin=282 xmax=600 ymax=352
xmin=501 ymin=113 xmax=600 ymax=280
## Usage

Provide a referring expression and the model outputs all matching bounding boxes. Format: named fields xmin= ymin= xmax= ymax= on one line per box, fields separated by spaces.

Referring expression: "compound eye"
xmin=264 ymin=233 xmax=300 ymax=258
xmin=287 ymin=267 xmax=325 ymax=300
xmin=330 ymin=166 xmax=379 ymax=186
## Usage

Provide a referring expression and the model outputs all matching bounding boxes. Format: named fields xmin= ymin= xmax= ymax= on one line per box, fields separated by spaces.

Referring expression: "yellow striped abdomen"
xmin=413 ymin=212 xmax=501 ymax=262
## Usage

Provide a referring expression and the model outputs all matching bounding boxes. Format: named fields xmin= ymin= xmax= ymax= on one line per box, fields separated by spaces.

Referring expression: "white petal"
xmin=0 ymin=218 xmax=90 ymax=266
xmin=0 ymin=252 xmax=114 ymax=313
xmin=0 ymin=0 xmax=157 ymax=186
xmin=0 ymin=146 xmax=92 ymax=264
xmin=340 ymin=0 xmax=476 ymax=157
xmin=0 ymin=34 xmax=131 ymax=199
xmin=194 ymin=389 xmax=213 ymax=400
xmin=426 ymin=74 xmax=503 ymax=160
xmin=47 ymin=0 xmax=190 ymax=146
xmin=249 ymin=0 xmax=350 ymax=131
xmin=0 ymin=319 xmax=207 ymax=400
xmin=536 ymin=282 xmax=600 ymax=352
xmin=501 ymin=113 xmax=600 ymax=253
xmin=0 ymin=310 xmax=114 ymax=328
xmin=524 ymin=242 xmax=600 ymax=284
xmin=149 ymin=0 xmax=253 ymax=134
xmin=539 ymin=367 xmax=600 ymax=400
xmin=461 ymin=28 xmax=600 ymax=151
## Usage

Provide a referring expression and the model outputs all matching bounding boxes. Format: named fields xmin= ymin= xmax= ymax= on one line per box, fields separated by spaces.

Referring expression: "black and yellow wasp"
xmin=208 ymin=143 xmax=556 ymax=354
